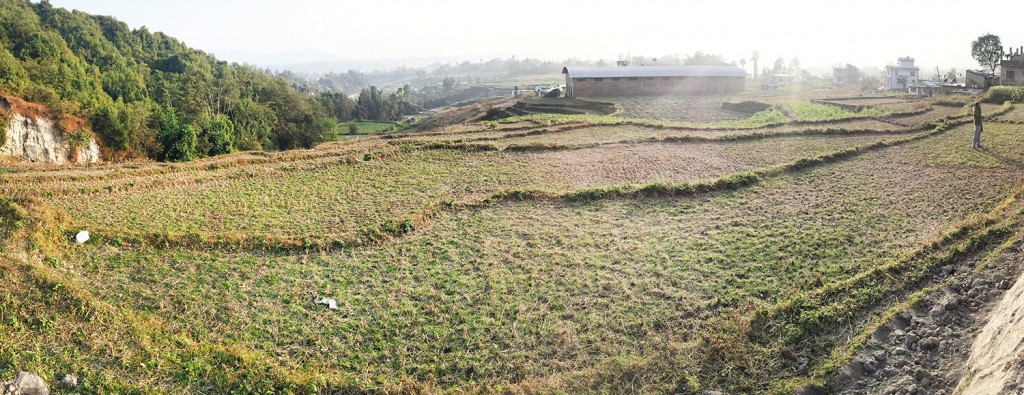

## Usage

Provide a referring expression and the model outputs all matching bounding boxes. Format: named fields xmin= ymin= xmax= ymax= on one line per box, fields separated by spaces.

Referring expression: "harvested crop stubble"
xmin=1 ymin=147 xmax=377 ymax=197
xmin=899 ymin=123 xmax=1024 ymax=169
xmin=994 ymin=106 xmax=1024 ymax=123
xmin=821 ymin=97 xmax=917 ymax=106
xmin=409 ymin=128 xmax=528 ymax=143
xmin=60 ymin=124 xmax=1024 ymax=392
xmin=43 ymin=149 xmax=533 ymax=238
xmin=524 ymin=134 xmax=909 ymax=189
xmin=36 ymin=134 xmax=904 ymax=239
xmin=389 ymin=120 xmax=549 ymax=140
xmin=611 ymin=96 xmax=751 ymax=122
xmin=489 ymin=121 xmax=911 ymax=148
xmin=0 ymin=139 xmax=381 ymax=185
xmin=883 ymin=105 xmax=967 ymax=127
xmin=869 ymin=100 xmax=930 ymax=112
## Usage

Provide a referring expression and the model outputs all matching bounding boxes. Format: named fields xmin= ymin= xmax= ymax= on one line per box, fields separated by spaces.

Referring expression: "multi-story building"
xmin=833 ymin=64 xmax=860 ymax=86
xmin=882 ymin=57 xmax=919 ymax=90
xmin=1002 ymin=46 xmax=1024 ymax=86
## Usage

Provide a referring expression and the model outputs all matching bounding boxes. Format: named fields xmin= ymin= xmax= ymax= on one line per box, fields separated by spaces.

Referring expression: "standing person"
xmin=973 ymin=102 xmax=983 ymax=149
xmin=513 ymin=86 xmax=519 ymax=97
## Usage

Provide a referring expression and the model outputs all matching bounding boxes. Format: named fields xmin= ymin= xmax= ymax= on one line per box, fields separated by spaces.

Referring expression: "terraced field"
xmin=2 ymin=97 xmax=1023 ymax=394
xmin=489 ymin=121 xmax=912 ymax=147
xmin=9 ymin=133 xmax=905 ymax=242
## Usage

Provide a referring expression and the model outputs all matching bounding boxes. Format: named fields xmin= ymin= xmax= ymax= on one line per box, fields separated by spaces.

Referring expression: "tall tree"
xmin=772 ymin=57 xmax=785 ymax=74
xmin=944 ymin=68 xmax=958 ymax=83
xmin=972 ymin=33 xmax=1002 ymax=75
xmin=751 ymin=50 xmax=760 ymax=79
xmin=683 ymin=51 xmax=726 ymax=66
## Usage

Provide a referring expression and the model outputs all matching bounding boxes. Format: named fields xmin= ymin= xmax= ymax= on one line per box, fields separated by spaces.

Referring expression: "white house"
xmin=882 ymin=57 xmax=919 ymax=90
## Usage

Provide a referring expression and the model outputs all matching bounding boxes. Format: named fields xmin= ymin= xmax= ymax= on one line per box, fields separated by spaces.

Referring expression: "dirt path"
xmin=831 ymin=241 xmax=1024 ymax=395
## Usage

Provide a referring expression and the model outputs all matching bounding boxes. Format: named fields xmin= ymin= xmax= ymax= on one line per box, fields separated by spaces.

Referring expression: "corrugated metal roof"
xmin=562 ymin=66 xmax=746 ymax=78
xmin=907 ymin=81 xmax=940 ymax=88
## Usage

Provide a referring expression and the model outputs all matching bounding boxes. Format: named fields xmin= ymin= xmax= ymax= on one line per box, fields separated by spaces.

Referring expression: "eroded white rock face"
xmin=960 ymin=270 xmax=1024 ymax=394
xmin=1 ymin=113 xmax=100 ymax=164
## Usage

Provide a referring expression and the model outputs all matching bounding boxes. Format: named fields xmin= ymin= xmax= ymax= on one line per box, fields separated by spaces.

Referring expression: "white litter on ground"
xmin=75 ymin=230 xmax=89 ymax=243
xmin=315 ymin=298 xmax=338 ymax=309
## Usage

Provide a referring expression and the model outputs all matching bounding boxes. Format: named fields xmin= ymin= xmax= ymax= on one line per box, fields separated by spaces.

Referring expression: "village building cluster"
xmin=554 ymin=45 xmax=1022 ymax=98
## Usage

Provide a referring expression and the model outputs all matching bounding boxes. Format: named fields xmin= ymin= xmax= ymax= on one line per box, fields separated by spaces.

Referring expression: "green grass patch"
xmin=345 ymin=121 xmax=402 ymax=135
xmin=984 ymin=86 xmax=1024 ymax=104
xmin=779 ymin=101 xmax=889 ymax=122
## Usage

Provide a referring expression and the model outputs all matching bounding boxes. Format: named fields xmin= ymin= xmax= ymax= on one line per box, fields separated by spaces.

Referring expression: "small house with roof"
xmin=966 ymin=70 xmax=999 ymax=89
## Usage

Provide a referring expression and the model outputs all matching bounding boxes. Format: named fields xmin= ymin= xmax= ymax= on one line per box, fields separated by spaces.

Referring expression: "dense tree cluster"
xmin=0 ymin=0 xmax=336 ymax=161
xmin=281 ymin=57 xmax=591 ymax=105
xmin=315 ymin=85 xmax=416 ymax=123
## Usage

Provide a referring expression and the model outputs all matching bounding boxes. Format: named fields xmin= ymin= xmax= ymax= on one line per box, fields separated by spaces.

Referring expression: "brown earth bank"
xmin=830 ymin=240 xmax=1024 ymax=395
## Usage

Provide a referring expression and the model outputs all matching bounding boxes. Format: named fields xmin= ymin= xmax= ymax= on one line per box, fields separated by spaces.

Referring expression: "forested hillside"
xmin=0 ymin=0 xmax=337 ymax=161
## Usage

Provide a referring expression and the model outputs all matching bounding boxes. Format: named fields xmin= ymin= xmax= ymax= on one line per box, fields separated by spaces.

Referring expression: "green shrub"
xmin=984 ymin=86 xmax=1024 ymax=104
xmin=0 ymin=107 xmax=10 ymax=127
xmin=930 ymin=95 xmax=974 ymax=107
xmin=0 ymin=108 xmax=10 ymax=147
xmin=674 ymin=372 xmax=701 ymax=394
xmin=203 ymin=114 xmax=235 ymax=156
xmin=743 ymin=108 xmax=791 ymax=125
xmin=64 ymin=128 xmax=92 ymax=149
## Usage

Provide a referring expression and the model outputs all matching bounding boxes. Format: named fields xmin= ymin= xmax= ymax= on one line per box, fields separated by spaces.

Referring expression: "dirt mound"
xmin=414 ymin=97 xmax=513 ymax=131
xmin=721 ymin=100 xmax=771 ymax=114
xmin=510 ymin=98 xmax=617 ymax=117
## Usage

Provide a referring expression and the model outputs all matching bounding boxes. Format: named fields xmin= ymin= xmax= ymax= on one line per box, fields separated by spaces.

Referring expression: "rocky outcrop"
xmin=1 ymin=112 xmax=100 ymax=164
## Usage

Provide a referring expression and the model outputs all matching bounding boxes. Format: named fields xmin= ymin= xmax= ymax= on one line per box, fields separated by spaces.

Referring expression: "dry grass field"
xmin=2 ymin=94 xmax=1022 ymax=394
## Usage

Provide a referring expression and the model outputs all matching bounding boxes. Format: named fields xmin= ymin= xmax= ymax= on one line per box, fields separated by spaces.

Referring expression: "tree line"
xmin=0 ymin=0 xmax=344 ymax=161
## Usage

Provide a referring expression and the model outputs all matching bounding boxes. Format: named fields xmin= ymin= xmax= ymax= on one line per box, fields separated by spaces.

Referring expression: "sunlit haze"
xmin=42 ymin=0 xmax=1024 ymax=74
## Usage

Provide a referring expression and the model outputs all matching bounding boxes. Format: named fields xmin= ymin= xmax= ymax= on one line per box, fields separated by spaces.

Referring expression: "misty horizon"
xmin=42 ymin=0 xmax=1023 ymax=78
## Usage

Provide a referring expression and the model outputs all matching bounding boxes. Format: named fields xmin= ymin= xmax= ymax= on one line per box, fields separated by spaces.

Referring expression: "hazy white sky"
xmin=47 ymin=0 xmax=1024 ymax=74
